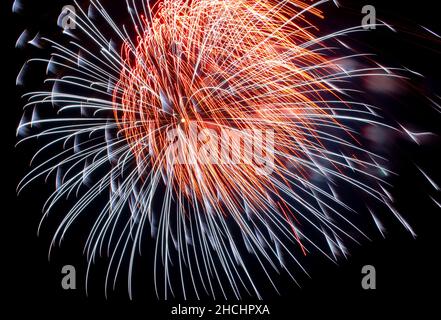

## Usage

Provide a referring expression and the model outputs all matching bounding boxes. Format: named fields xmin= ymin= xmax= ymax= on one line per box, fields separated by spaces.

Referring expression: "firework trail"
xmin=15 ymin=0 xmax=438 ymax=299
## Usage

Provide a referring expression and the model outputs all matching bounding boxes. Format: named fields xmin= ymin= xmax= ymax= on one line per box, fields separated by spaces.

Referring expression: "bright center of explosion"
xmin=113 ymin=0 xmax=337 ymax=207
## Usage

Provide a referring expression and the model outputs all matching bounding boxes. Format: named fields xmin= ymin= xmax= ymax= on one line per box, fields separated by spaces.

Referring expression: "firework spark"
xmin=16 ymin=0 xmax=432 ymax=299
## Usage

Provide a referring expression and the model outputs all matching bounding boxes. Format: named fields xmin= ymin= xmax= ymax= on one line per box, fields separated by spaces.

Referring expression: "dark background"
xmin=5 ymin=0 xmax=441 ymax=317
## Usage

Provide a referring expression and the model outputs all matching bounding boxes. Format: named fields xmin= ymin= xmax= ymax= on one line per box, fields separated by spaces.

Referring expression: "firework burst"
xmin=16 ymin=0 xmax=433 ymax=299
